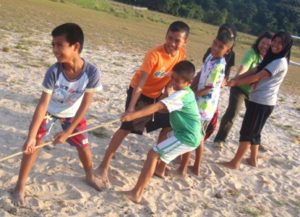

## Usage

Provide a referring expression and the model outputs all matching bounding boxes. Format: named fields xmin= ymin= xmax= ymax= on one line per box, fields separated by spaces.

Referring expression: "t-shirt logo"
xmin=154 ymin=71 xmax=168 ymax=78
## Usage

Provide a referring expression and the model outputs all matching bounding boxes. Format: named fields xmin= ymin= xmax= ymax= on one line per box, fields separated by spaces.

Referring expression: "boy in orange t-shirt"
xmin=95 ymin=21 xmax=189 ymax=188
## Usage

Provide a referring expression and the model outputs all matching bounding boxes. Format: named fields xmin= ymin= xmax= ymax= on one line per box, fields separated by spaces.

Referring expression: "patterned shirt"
xmin=42 ymin=60 xmax=102 ymax=118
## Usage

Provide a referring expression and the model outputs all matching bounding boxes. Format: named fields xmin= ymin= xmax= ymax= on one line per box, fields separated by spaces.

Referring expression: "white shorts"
xmin=153 ymin=132 xmax=196 ymax=164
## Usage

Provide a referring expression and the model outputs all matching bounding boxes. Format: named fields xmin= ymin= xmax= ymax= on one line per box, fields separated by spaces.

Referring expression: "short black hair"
xmin=167 ymin=21 xmax=190 ymax=38
xmin=51 ymin=23 xmax=84 ymax=53
xmin=252 ymin=31 xmax=273 ymax=54
xmin=216 ymin=30 xmax=235 ymax=47
xmin=172 ymin=60 xmax=195 ymax=82
xmin=218 ymin=23 xmax=237 ymax=40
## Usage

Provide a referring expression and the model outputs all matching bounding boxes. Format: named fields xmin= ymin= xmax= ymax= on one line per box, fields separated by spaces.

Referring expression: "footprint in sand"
xmin=28 ymin=181 xmax=84 ymax=201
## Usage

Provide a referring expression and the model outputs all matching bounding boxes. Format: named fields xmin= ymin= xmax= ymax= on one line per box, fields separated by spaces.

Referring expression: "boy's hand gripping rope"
xmin=0 ymin=118 xmax=119 ymax=163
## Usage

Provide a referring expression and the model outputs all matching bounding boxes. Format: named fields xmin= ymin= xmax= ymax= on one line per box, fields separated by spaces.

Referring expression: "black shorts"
xmin=120 ymin=86 xmax=170 ymax=135
xmin=240 ymin=101 xmax=274 ymax=145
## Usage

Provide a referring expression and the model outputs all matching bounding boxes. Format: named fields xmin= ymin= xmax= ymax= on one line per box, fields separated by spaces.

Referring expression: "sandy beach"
xmin=1 ymin=2 xmax=300 ymax=217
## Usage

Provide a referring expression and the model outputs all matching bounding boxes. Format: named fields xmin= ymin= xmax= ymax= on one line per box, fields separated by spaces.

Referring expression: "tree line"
xmin=115 ymin=0 xmax=300 ymax=36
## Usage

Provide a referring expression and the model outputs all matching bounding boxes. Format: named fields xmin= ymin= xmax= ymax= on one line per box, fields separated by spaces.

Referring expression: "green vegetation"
xmin=241 ymin=207 xmax=262 ymax=217
xmin=115 ymin=0 xmax=300 ymax=36
xmin=0 ymin=0 xmax=299 ymax=95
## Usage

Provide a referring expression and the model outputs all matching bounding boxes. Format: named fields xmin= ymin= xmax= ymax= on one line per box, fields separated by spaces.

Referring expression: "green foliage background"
xmin=115 ymin=0 xmax=300 ymax=35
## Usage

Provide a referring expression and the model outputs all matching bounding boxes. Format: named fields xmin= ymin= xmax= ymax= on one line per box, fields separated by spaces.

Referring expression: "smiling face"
xmin=210 ymin=39 xmax=232 ymax=58
xmin=170 ymin=71 xmax=190 ymax=91
xmin=257 ymin=37 xmax=272 ymax=57
xmin=164 ymin=31 xmax=187 ymax=56
xmin=271 ymin=36 xmax=284 ymax=54
xmin=52 ymin=35 xmax=80 ymax=63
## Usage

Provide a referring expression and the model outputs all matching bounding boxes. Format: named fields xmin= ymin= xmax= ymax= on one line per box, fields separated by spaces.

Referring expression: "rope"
xmin=0 ymin=118 xmax=119 ymax=163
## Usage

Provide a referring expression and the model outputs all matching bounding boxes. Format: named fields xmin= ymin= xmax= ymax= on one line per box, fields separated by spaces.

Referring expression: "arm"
xmin=122 ymin=102 xmax=166 ymax=122
xmin=228 ymin=69 xmax=270 ymax=87
xmin=24 ymin=92 xmax=52 ymax=153
xmin=53 ymin=92 xmax=94 ymax=144
xmin=127 ymin=71 xmax=149 ymax=113
xmin=196 ymin=86 xmax=212 ymax=97
xmin=234 ymin=67 xmax=257 ymax=80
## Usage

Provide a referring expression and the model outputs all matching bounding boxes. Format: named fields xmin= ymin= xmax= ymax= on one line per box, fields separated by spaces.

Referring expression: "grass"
xmin=0 ymin=0 xmax=299 ymax=95
xmin=90 ymin=127 xmax=110 ymax=138
xmin=275 ymin=199 xmax=287 ymax=207
xmin=241 ymin=207 xmax=262 ymax=217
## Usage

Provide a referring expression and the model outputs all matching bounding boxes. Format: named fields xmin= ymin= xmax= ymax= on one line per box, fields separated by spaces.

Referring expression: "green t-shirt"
xmin=238 ymin=48 xmax=261 ymax=96
xmin=161 ymin=87 xmax=201 ymax=147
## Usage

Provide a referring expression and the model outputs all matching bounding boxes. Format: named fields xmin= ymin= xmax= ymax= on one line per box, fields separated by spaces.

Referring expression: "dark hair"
xmin=216 ymin=30 xmax=235 ymax=47
xmin=173 ymin=60 xmax=195 ymax=82
xmin=167 ymin=21 xmax=190 ymax=38
xmin=51 ymin=23 xmax=84 ymax=53
xmin=218 ymin=23 xmax=237 ymax=40
xmin=252 ymin=31 xmax=273 ymax=54
xmin=257 ymin=31 xmax=293 ymax=71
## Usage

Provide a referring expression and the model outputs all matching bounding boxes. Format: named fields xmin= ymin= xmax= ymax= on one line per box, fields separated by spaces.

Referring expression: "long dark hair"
xmin=252 ymin=31 xmax=273 ymax=54
xmin=257 ymin=31 xmax=293 ymax=71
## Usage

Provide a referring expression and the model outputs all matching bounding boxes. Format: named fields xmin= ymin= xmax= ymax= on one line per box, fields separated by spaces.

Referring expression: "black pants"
xmin=239 ymin=101 xmax=274 ymax=145
xmin=214 ymin=86 xmax=248 ymax=142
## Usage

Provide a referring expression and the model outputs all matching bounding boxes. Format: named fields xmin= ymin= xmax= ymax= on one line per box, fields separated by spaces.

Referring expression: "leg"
xmin=124 ymin=150 xmax=160 ymax=203
xmin=177 ymin=151 xmax=192 ymax=177
xmin=95 ymin=128 xmax=130 ymax=186
xmin=205 ymin=110 xmax=218 ymax=141
xmin=13 ymin=142 xmax=42 ymax=206
xmin=154 ymin=127 xmax=171 ymax=178
xmin=76 ymin=146 xmax=105 ymax=190
xmin=214 ymin=87 xmax=247 ymax=143
xmin=221 ymin=141 xmax=250 ymax=169
xmin=247 ymin=145 xmax=259 ymax=167
xmin=191 ymin=140 xmax=205 ymax=176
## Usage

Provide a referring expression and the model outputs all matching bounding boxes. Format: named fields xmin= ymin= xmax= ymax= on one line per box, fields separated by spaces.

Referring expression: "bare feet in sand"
xmin=93 ymin=166 xmax=111 ymax=189
xmin=121 ymin=190 xmax=142 ymax=204
xmin=219 ymin=161 xmax=240 ymax=169
xmin=246 ymin=158 xmax=258 ymax=167
xmin=86 ymin=174 xmax=110 ymax=191
xmin=11 ymin=189 xmax=26 ymax=207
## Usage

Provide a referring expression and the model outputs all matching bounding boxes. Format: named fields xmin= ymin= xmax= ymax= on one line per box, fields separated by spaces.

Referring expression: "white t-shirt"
xmin=250 ymin=57 xmax=288 ymax=106
xmin=42 ymin=60 xmax=102 ymax=118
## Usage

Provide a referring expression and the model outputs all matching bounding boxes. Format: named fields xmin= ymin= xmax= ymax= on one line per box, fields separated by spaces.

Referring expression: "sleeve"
xmin=86 ymin=67 xmax=103 ymax=92
xmin=224 ymin=51 xmax=235 ymax=78
xmin=42 ymin=65 xmax=57 ymax=94
xmin=202 ymin=48 xmax=211 ymax=63
xmin=206 ymin=63 xmax=225 ymax=87
xmin=139 ymin=50 xmax=158 ymax=75
xmin=265 ymin=59 xmax=286 ymax=77
xmin=241 ymin=49 xmax=256 ymax=69
xmin=161 ymin=90 xmax=187 ymax=112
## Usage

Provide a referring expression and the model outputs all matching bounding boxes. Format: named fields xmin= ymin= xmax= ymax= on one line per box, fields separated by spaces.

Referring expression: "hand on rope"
xmin=0 ymin=118 xmax=119 ymax=162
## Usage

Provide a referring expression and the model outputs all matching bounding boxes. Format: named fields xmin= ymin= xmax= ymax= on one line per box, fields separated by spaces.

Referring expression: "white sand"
xmin=0 ymin=27 xmax=300 ymax=217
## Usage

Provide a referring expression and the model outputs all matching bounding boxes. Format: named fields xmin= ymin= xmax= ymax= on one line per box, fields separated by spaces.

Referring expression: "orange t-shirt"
xmin=130 ymin=45 xmax=186 ymax=99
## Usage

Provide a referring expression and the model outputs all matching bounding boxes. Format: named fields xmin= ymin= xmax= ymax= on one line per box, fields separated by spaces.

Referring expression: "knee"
xmin=147 ymin=149 xmax=160 ymax=160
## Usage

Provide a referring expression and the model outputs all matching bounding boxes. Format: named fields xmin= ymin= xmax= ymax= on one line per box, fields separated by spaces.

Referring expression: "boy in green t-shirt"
xmin=120 ymin=60 xmax=201 ymax=203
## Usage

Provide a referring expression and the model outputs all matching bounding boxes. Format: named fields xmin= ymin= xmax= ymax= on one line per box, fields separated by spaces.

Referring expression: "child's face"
xmin=171 ymin=72 xmax=190 ymax=91
xmin=165 ymin=31 xmax=187 ymax=55
xmin=210 ymin=39 xmax=232 ymax=58
xmin=257 ymin=37 xmax=272 ymax=57
xmin=271 ymin=37 xmax=284 ymax=54
xmin=52 ymin=35 xmax=80 ymax=63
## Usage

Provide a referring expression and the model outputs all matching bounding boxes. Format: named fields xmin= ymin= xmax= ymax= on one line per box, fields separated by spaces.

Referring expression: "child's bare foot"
xmin=121 ymin=190 xmax=142 ymax=204
xmin=188 ymin=165 xmax=200 ymax=176
xmin=93 ymin=166 xmax=111 ymax=189
xmin=11 ymin=189 xmax=26 ymax=207
xmin=219 ymin=161 xmax=240 ymax=169
xmin=86 ymin=174 xmax=109 ymax=191
xmin=246 ymin=158 xmax=258 ymax=167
